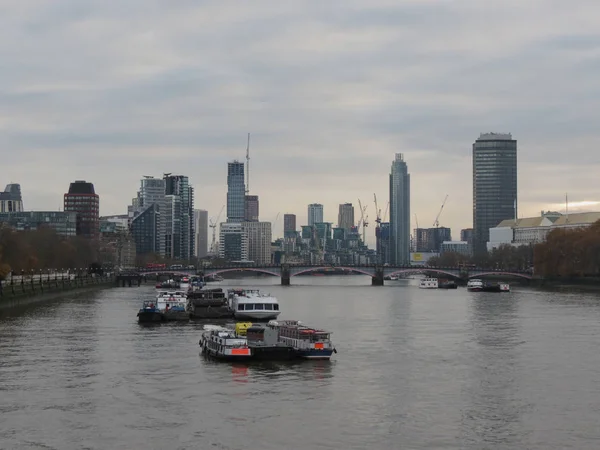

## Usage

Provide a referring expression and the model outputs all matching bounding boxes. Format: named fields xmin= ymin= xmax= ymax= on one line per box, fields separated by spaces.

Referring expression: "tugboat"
xmin=137 ymin=300 xmax=164 ymax=323
xmin=199 ymin=325 xmax=252 ymax=361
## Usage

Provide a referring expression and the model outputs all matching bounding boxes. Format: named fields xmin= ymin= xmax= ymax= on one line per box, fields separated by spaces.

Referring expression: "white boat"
xmin=467 ymin=279 xmax=484 ymax=292
xmin=155 ymin=290 xmax=188 ymax=312
xmin=227 ymin=288 xmax=281 ymax=320
xmin=499 ymin=283 xmax=510 ymax=292
xmin=419 ymin=277 xmax=438 ymax=289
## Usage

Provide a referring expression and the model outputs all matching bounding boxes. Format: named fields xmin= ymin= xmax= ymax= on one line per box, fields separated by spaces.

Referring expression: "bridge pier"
xmin=281 ymin=265 xmax=290 ymax=286
xmin=372 ymin=266 xmax=384 ymax=286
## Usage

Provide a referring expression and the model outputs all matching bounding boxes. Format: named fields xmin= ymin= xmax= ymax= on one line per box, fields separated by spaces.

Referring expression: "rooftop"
xmin=496 ymin=211 xmax=600 ymax=228
xmin=478 ymin=132 xmax=513 ymax=141
xmin=0 ymin=183 xmax=22 ymax=201
xmin=67 ymin=181 xmax=96 ymax=195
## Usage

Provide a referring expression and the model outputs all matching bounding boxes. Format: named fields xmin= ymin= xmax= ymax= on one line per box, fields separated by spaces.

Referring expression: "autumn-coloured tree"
xmin=534 ymin=220 xmax=600 ymax=278
xmin=0 ymin=227 xmax=100 ymax=273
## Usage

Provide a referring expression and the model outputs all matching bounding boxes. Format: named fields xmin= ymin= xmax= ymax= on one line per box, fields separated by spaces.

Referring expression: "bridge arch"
xmin=387 ymin=268 xmax=462 ymax=279
xmin=140 ymin=270 xmax=196 ymax=277
xmin=205 ymin=267 xmax=281 ymax=277
xmin=468 ymin=271 xmax=532 ymax=280
xmin=291 ymin=266 xmax=375 ymax=277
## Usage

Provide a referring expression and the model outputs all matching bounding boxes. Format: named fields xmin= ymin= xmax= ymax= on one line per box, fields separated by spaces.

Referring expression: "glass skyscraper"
xmin=164 ymin=174 xmax=194 ymax=260
xmin=389 ymin=154 xmax=410 ymax=265
xmin=227 ymin=161 xmax=246 ymax=223
xmin=472 ymin=133 xmax=517 ymax=254
xmin=308 ymin=203 xmax=323 ymax=227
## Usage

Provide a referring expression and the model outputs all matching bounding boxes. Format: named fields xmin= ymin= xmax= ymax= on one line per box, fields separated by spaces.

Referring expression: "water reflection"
xmin=460 ymin=292 xmax=527 ymax=448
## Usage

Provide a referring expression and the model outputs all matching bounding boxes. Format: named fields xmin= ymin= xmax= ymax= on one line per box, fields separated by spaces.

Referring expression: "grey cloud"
xmin=2 ymin=0 xmax=600 ymax=242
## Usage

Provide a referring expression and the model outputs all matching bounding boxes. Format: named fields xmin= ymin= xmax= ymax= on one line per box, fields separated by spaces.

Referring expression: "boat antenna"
xmin=245 ymin=133 xmax=250 ymax=194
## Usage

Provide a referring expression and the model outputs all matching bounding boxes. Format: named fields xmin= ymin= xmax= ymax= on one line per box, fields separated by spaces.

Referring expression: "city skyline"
xmin=2 ymin=2 xmax=600 ymax=245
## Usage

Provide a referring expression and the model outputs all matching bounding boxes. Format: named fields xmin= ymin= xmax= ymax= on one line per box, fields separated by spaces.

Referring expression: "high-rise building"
xmin=130 ymin=203 xmax=160 ymax=255
xmin=243 ymin=221 xmax=272 ymax=264
xmin=163 ymin=174 xmax=194 ymax=260
xmin=389 ymin=154 xmax=410 ymax=264
xmin=129 ymin=176 xmax=166 ymax=255
xmin=472 ymin=133 xmax=517 ymax=254
xmin=0 ymin=211 xmax=76 ymax=236
xmin=194 ymin=209 xmax=209 ymax=258
xmin=414 ymin=227 xmax=452 ymax=253
xmin=283 ymin=214 xmax=296 ymax=237
xmin=0 ymin=184 xmax=23 ymax=213
xmin=376 ymin=222 xmax=391 ymax=264
xmin=244 ymin=195 xmax=259 ymax=222
xmin=338 ymin=203 xmax=354 ymax=230
xmin=64 ymin=180 xmax=100 ymax=239
xmin=219 ymin=222 xmax=249 ymax=261
xmin=227 ymin=161 xmax=245 ymax=223
xmin=308 ymin=203 xmax=323 ymax=227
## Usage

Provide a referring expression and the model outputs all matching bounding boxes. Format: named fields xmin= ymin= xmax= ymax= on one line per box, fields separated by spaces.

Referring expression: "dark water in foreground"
xmin=2 ymin=276 xmax=600 ymax=449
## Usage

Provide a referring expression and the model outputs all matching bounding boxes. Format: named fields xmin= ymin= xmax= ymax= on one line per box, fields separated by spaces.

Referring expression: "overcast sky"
xmin=2 ymin=0 xmax=599 ymax=244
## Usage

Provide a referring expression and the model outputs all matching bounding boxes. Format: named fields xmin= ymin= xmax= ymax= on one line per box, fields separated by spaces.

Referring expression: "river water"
xmin=1 ymin=276 xmax=600 ymax=450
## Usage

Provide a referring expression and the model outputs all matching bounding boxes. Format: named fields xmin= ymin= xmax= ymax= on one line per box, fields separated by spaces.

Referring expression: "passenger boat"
xmin=155 ymin=279 xmax=180 ymax=289
xmin=245 ymin=322 xmax=297 ymax=360
xmin=199 ymin=325 xmax=252 ymax=361
xmin=137 ymin=300 xmax=164 ymax=323
xmin=467 ymin=279 xmax=484 ymax=292
xmin=269 ymin=320 xmax=336 ymax=360
xmin=228 ymin=289 xmax=281 ymax=320
xmin=419 ymin=277 xmax=438 ymax=289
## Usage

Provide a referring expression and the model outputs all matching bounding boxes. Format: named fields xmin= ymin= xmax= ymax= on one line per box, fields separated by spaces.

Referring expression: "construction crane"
xmin=209 ymin=205 xmax=225 ymax=255
xmin=374 ymin=193 xmax=382 ymax=224
xmin=414 ymin=214 xmax=419 ymax=229
xmin=383 ymin=201 xmax=389 ymax=222
xmin=433 ymin=194 xmax=449 ymax=228
xmin=357 ymin=198 xmax=368 ymax=244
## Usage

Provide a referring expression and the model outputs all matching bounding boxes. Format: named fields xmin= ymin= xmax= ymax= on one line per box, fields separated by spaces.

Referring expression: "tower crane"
xmin=383 ymin=201 xmax=389 ymax=222
xmin=209 ymin=205 xmax=225 ymax=255
xmin=433 ymin=194 xmax=449 ymax=228
xmin=414 ymin=214 xmax=419 ymax=229
xmin=357 ymin=198 xmax=368 ymax=244
xmin=374 ymin=193 xmax=382 ymax=224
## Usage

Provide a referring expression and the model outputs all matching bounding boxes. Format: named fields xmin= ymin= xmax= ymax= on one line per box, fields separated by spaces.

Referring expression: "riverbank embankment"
xmin=0 ymin=274 xmax=116 ymax=309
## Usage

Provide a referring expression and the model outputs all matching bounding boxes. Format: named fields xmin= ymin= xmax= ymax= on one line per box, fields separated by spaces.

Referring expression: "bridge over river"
xmin=139 ymin=264 xmax=532 ymax=286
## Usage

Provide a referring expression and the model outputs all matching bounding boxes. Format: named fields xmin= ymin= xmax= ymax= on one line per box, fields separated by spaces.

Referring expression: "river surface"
xmin=2 ymin=276 xmax=600 ymax=449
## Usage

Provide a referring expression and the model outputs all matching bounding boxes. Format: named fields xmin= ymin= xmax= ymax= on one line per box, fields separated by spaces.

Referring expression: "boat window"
xmin=245 ymin=304 xmax=254 ymax=310
xmin=254 ymin=304 xmax=263 ymax=310
xmin=264 ymin=304 xmax=273 ymax=310
xmin=273 ymin=304 xmax=279 ymax=311
xmin=238 ymin=304 xmax=245 ymax=310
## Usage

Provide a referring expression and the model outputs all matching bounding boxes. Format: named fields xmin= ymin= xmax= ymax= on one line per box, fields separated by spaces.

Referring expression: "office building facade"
xmin=219 ymin=222 xmax=249 ymax=261
xmin=283 ymin=214 xmax=296 ymax=237
xmin=472 ymin=132 xmax=517 ymax=254
xmin=243 ymin=221 xmax=272 ymax=264
xmin=389 ymin=154 xmax=410 ymax=264
xmin=0 ymin=211 xmax=77 ymax=236
xmin=194 ymin=209 xmax=209 ymax=258
xmin=163 ymin=174 xmax=194 ymax=260
xmin=244 ymin=195 xmax=259 ymax=222
xmin=63 ymin=180 xmax=100 ymax=239
xmin=338 ymin=203 xmax=354 ymax=230
xmin=308 ymin=203 xmax=324 ymax=227
xmin=227 ymin=161 xmax=245 ymax=223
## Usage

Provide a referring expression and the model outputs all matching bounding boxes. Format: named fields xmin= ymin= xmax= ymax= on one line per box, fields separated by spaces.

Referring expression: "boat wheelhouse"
xmin=419 ymin=277 xmax=438 ymax=289
xmin=199 ymin=326 xmax=252 ymax=361
xmin=137 ymin=300 xmax=164 ymax=323
xmin=228 ymin=289 xmax=281 ymax=320
xmin=269 ymin=320 xmax=336 ymax=360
